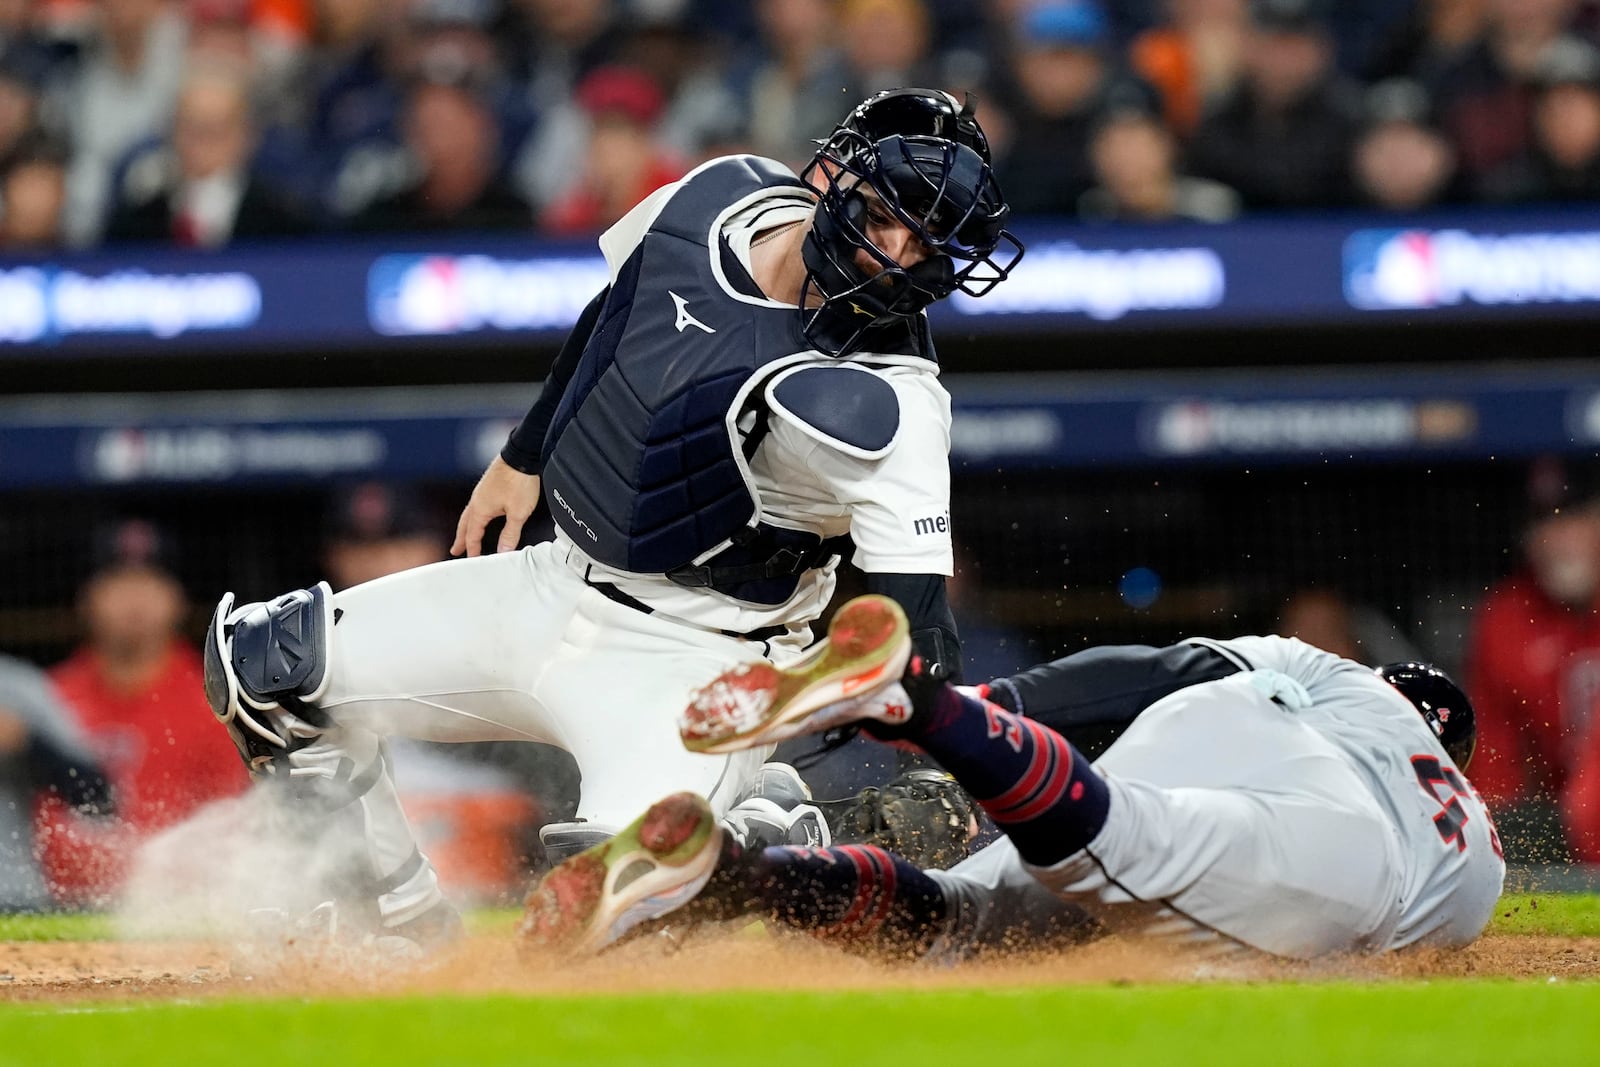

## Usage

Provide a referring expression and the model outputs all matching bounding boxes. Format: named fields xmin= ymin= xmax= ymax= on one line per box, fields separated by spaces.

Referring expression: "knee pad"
xmin=203 ymin=582 xmax=335 ymax=774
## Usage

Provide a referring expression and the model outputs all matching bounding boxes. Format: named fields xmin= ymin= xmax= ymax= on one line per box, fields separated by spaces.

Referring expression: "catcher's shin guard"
xmin=203 ymin=582 xmax=336 ymax=778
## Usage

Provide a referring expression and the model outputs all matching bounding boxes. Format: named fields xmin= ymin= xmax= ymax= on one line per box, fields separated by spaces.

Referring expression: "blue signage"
xmin=367 ymin=253 xmax=609 ymax=337
xmin=3 ymin=367 xmax=1598 ymax=487
xmin=0 ymin=205 xmax=1596 ymax=358
xmin=1345 ymin=226 xmax=1600 ymax=311
xmin=0 ymin=265 xmax=262 ymax=343
xmin=943 ymin=367 xmax=1597 ymax=472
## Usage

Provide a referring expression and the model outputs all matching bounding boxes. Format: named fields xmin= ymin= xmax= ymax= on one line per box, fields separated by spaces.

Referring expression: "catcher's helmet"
xmin=800 ymin=88 xmax=1023 ymax=356
xmin=1375 ymin=662 xmax=1477 ymax=770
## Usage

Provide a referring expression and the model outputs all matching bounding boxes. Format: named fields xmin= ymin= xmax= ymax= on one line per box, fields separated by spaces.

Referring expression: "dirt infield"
xmin=2 ymin=932 xmax=1597 ymax=1004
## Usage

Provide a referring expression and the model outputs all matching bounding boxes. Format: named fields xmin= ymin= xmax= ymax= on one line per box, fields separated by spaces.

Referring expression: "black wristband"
xmin=499 ymin=439 xmax=542 ymax=475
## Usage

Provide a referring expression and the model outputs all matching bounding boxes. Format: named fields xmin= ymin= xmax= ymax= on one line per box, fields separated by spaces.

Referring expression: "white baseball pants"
xmin=288 ymin=539 xmax=775 ymax=924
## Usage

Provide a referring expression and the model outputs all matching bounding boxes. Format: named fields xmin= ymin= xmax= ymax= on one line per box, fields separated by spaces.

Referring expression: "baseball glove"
xmin=819 ymin=769 xmax=979 ymax=869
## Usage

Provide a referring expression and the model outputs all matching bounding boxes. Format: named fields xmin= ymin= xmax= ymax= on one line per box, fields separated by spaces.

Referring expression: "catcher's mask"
xmin=1376 ymin=661 xmax=1478 ymax=771
xmin=799 ymin=88 xmax=1023 ymax=357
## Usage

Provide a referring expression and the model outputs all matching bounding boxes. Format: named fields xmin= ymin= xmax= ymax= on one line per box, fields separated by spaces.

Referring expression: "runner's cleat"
xmin=518 ymin=791 xmax=723 ymax=956
xmin=680 ymin=594 xmax=914 ymax=754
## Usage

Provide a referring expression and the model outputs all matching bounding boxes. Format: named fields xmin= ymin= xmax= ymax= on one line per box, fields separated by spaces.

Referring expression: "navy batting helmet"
xmin=800 ymin=88 xmax=1023 ymax=356
xmin=1375 ymin=662 xmax=1477 ymax=770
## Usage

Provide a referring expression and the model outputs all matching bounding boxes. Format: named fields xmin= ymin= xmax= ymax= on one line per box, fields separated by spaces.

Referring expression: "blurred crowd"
xmin=0 ymin=0 xmax=1598 ymax=251
xmin=1270 ymin=456 xmax=1600 ymax=867
xmin=0 ymin=487 xmax=578 ymax=911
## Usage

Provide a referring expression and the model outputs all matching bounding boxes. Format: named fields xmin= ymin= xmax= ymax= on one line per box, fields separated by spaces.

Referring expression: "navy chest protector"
xmin=541 ymin=157 xmax=926 ymax=604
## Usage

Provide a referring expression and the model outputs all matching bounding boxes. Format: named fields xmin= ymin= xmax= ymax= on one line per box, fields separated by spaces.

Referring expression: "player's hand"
xmin=452 ymin=456 xmax=542 ymax=557
xmin=0 ymin=708 xmax=27 ymax=755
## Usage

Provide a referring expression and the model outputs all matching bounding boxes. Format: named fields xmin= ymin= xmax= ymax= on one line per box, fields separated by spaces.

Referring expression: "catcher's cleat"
xmin=230 ymin=898 xmax=462 ymax=977
xmin=680 ymin=594 xmax=914 ymax=754
xmin=519 ymin=791 xmax=724 ymax=956
xmin=382 ymin=898 xmax=465 ymax=953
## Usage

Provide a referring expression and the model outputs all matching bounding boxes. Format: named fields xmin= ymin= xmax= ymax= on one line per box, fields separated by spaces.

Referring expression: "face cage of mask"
xmin=797 ymin=131 xmax=1025 ymax=357
xmin=814 ymin=129 xmax=1023 ymax=291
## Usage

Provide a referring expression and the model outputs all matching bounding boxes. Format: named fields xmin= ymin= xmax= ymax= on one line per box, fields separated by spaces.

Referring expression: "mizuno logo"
xmin=670 ymin=291 xmax=716 ymax=334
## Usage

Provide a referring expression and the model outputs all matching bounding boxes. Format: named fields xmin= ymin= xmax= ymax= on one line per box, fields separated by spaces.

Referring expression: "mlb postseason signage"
xmin=0 ymin=235 xmax=605 ymax=351
xmin=0 ymin=208 xmax=1598 ymax=353
xmin=946 ymin=365 xmax=1600 ymax=470
xmin=1342 ymin=226 xmax=1600 ymax=312
xmin=3 ymin=367 xmax=1599 ymax=486
xmin=365 ymin=253 xmax=609 ymax=337
xmin=0 ymin=388 xmax=521 ymax=487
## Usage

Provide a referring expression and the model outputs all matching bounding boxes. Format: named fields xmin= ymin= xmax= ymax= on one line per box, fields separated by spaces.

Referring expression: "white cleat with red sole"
xmin=679 ymin=594 xmax=914 ymax=755
xmin=519 ymin=792 xmax=723 ymax=957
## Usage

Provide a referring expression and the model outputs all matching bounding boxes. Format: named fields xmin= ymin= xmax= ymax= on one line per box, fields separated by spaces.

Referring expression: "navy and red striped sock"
xmin=753 ymin=844 xmax=946 ymax=953
xmin=891 ymin=685 xmax=1109 ymax=867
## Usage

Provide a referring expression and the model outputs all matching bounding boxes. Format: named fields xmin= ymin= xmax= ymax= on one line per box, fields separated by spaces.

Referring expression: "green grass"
xmin=1 ymin=983 xmax=1597 ymax=1067
xmin=0 ymin=909 xmax=513 ymax=943
xmin=3 ymin=896 xmax=1598 ymax=1066
xmin=1488 ymin=893 xmax=1600 ymax=936
xmin=0 ymin=912 xmax=114 ymax=942
xmin=3 ymin=893 xmax=1593 ymax=943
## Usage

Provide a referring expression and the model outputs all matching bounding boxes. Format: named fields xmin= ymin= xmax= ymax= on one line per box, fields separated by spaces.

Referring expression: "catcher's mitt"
xmin=819 ymin=769 xmax=979 ymax=869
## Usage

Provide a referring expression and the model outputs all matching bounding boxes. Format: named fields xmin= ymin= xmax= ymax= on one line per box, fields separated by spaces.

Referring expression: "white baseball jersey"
xmin=930 ymin=637 xmax=1505 ymax=960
